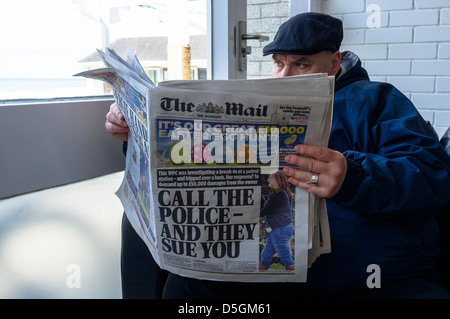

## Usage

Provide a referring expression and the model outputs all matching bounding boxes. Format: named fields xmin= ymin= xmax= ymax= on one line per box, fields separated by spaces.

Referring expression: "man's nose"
xmin=279 ymin=66 xmax=293 ymax=77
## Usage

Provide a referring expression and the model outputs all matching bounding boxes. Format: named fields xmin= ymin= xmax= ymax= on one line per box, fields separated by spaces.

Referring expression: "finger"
xmin=105 ymin=122 xmax=129 ymax=141
xmin=109 ymin=103 xmax=126 ymax=122
xmin=284 ymin=154 xmax=326 ymax=174
xmin=105 ymin=121 xmax=129 ymax=134
xmin=282 ymin=166 xmax=333 ymax=198
xmin=111 ymin=103 xmax=121 ymax=117
xmin=287 ymin=145 xmax=346 ymax=176
xmin=294 ymin=144 xmax=335 ymax=162
xmin=105 ymin=120 xmax=129 ymax=141
xmin=106 ymin=110 xmax=128 ymax=127
xmin=282 ymin=166 xmax=317 ymax=186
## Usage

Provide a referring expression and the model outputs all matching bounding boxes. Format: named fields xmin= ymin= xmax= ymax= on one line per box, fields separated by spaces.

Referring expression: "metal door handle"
xmin=242 ymin=34 xmax=269 ymax=42
xmin=236 ymin=21 xmax=270 ymax=72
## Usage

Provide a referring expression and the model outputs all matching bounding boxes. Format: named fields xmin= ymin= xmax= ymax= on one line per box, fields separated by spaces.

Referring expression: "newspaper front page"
xmin=75 ymin=48 xmax=333 ymax=283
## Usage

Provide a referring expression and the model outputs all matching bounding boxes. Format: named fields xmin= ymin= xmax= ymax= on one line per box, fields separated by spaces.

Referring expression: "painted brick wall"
xmin=247 ymin=0 xmax=291 ymax=80
xmin=247 ymin=0 xmax=450 ymax=137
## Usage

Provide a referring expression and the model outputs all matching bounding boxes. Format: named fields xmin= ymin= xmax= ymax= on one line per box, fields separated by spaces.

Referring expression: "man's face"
xmin=271 ymin=51 xmax=341 ymax=78
xmin=267 ymin=174 xmax=279 ymax=190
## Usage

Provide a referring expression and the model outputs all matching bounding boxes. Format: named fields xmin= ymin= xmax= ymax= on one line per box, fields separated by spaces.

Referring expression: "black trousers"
xmin=120 ymin=213 xmax=168 ymax=299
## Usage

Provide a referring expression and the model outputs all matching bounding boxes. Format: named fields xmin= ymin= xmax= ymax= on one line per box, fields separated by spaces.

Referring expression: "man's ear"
xmin=331 ymin=51 xmax=342 ymax=76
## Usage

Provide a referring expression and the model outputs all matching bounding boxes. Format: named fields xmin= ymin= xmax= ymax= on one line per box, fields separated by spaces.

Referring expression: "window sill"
xmin=0 ymin=95 xmax=114 ymax=106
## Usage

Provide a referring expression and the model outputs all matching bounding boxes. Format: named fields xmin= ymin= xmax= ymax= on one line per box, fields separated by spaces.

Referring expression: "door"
xmin=208 ymin=0 xmax=280 ymax=80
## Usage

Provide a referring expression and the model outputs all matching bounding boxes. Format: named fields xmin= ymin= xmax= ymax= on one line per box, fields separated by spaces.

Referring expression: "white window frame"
xmin=207 ymin=0 xmax=247 ymax=80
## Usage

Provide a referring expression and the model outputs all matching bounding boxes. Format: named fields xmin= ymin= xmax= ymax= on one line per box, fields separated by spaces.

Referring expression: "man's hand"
xmin=283 ymin=144 xmax=347 ymax=198
xmin=105 ymin=103 xmax=129 ymax=142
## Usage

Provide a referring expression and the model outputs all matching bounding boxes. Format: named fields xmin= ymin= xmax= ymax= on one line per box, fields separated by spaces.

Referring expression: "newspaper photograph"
xmin=75 ymin=48 xmax=333 ymax=283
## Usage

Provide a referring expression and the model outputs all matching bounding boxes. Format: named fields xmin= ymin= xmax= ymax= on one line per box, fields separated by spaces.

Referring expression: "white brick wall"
xmin=247 ymin=0 xmax=450 ymax=137
xmin=324 ymin=0 xmax=450 ymax=137
xmin=390 ymin=10 xmax=438 ymax=26
xmin=247 ymin=0 xmax=291 ymax=79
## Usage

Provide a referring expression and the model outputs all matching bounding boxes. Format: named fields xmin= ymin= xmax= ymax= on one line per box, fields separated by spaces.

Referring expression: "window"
xmin=0 ymin=0 xmax=207 ymax=101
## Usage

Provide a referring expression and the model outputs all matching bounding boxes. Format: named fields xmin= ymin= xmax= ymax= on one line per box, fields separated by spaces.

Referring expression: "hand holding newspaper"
xmin=75 ymin=48 xmax=333 ymax=283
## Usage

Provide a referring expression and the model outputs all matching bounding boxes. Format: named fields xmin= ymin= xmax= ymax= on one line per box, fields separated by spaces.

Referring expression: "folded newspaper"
xmin=75 ymin=48 xmax=333 ymax=283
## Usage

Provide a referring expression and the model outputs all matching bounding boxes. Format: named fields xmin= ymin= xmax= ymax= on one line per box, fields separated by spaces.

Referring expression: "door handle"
xmin=236 ymin=21 xmax=269 ymax=72
xmin=241 ymin=34 xmax=269 ymax=42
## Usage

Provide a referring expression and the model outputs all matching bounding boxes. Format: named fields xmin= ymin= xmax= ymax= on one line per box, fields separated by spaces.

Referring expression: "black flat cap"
xmin=263 ymin=12 xmax=343 ymax=56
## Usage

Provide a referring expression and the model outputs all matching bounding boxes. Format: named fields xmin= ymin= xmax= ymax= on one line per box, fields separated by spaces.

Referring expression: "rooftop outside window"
xmin=0 ymin=0 xmax=207 ymax=101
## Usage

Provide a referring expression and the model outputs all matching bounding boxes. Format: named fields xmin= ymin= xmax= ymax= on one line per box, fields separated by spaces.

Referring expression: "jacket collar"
xmin=335 ymin=51 xmax=370 ymax=92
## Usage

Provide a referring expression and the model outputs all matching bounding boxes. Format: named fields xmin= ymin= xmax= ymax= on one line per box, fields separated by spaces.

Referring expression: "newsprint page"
xmin=76 ymin=48 xmax=333 ymax=283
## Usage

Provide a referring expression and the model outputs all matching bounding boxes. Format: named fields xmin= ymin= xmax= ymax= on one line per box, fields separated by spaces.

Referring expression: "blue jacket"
xmin=307 ymin=51 xmax=450 ymax=292
xmin=260 ymin=189 xmax=292 ymax=230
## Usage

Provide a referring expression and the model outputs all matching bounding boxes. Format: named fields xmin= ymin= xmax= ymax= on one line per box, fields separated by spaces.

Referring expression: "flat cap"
xmin=263 ymin=12 xmax=343 ymax=56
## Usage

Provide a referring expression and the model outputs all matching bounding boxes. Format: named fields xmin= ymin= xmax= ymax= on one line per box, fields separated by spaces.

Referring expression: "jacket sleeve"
xmin=330 ymin=82 xmax=450 ymax=223
xmin=260 ymin=192 xmax=278 ymax=217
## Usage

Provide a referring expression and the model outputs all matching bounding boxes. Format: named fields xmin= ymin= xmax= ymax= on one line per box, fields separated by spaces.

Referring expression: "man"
xmin=262 ymin=13 xmax=450 ymax=298
xmin=106 ymin=12 xmax=450 ymax=298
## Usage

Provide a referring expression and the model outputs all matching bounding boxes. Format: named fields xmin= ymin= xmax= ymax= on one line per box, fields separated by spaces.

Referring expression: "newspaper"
xmin=75 ymin=48 xmax=333 ymax=283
